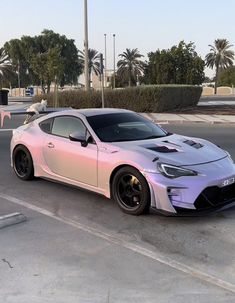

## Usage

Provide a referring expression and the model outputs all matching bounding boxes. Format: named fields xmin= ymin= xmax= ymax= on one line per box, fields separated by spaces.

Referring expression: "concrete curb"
xmin=139 ymin=113 xmax=235 ymax=125
xmin=0 ymin=213 xmax=27 ymax=229
xmin=155 ymin=120 xmax=235 ymax=125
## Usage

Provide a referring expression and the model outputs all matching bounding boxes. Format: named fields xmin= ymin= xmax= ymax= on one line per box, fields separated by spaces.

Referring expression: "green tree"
xmin=4 ymin=39 xmax=31 ymax=88
xmin=38 ymin=30 xmax=82 ymax=87
xmin=30 ymin=47 xmax=64 ymax=93
xmin=79 ymin=48 xmax=100 ymax=87
xmin=4 ymin=37 xmax=43 ymax=88
xmin=218 ymin=65 xmax=235 ymax=86
xmin=4 ymin=29 xmax=82 ymax=91
xmin=171 ymin=41 xmax=205 ymax=84
xmin=144 ymin=41 xmax=205 ymax=85
xmin=144 ymin=50 xmax=175 ymax=84
xmin=205 ymin=39 xmax=234 ymax=94
xmin=117 ymin=48 xmax=145 ymax=87
xmin=0 ymin=48 xmax=13 ymax=89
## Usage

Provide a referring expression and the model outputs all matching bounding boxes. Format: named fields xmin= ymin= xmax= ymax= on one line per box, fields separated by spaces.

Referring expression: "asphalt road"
xmin=1 ymin=118 xmax=235 ymax=302
xmin=164 ymin=123 xmax=235 ymax=160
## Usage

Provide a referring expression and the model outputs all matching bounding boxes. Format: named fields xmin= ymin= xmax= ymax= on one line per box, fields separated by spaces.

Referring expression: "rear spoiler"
xmin=0 ymin=107 xmax=70 ymax=127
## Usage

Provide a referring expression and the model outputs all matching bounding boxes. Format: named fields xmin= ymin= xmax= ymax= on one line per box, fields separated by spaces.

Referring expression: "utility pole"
xmin=17 ymin=59 xmax=21 ymax=96
xmin=113 ymin=34 xmax=116 ymax=89
xmin=54 ymin=75 xmax=58 ymax=108
xmin=104 ymin=33 xmax=107 ymax=88
xmin=84 ymin=0 xmax=89 ymax=91
xmin=100 ymin=53 xmax=105 ymax=108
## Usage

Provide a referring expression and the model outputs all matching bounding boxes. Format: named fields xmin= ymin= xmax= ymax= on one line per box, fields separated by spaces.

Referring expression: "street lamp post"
xmin=17 ymin=59 xmax=20 ymax=96
xmin=113 ymin=34 xmax=116 ymax=89
xmin=104 ymin=33 xmax=107 ymax=88
xmin=100 ymin=53 xmax=104 ymax=108
xmin=84 ymin=0 xmax=89 ymax=91
xmin=53 ymin=75 xmax=58 ymax=108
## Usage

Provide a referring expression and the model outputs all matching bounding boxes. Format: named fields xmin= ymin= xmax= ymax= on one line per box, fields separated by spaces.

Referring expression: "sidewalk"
xmin=141 ymin=112 xmax=235 ymax=124
xmin=1 ymin=101 xmax=235 ymax=124
xmin=0 ymin=102 xmax=28 ymax=111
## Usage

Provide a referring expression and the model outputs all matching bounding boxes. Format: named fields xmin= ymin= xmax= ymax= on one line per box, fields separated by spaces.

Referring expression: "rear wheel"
xmin=13 ymin=145 xmax=34 ymax=180
xmin=112 ymin=166 xmax=150 ymax=215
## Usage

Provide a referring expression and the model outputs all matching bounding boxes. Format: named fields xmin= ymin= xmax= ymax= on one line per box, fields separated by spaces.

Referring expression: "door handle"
xmin=47 ymin=142 xmax=55 ymax=148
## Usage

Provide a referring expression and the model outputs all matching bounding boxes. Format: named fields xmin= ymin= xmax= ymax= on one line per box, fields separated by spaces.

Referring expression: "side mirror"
xmin=69 ymin=132 xmax=88 ymax=147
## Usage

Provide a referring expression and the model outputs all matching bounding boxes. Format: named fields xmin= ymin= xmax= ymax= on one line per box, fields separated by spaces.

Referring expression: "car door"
xmin=41 ymin=115 xmax=98 ymax=187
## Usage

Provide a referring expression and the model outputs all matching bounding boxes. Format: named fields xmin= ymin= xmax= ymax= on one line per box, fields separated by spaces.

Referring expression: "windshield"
xmin=86 ymin=112 xmax=169 ymax=142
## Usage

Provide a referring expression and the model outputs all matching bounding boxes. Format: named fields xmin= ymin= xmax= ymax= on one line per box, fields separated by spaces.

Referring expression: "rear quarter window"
xmin=39 ymin=118 xmax=54 ymax=134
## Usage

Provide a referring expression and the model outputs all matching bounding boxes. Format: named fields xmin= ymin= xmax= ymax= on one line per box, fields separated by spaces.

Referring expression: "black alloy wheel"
xmin=112 ymin=166 xmax=150 ymax=215
xmin=13 ymin=146 xmax=34 ymax=180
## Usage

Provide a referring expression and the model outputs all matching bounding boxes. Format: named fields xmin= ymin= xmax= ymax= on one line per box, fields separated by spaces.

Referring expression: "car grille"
xmin=194 ymin=183 xmax=235 ymax=210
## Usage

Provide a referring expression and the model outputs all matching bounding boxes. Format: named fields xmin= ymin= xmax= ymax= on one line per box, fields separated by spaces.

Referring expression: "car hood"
xmin=103 ymin=134 xmax=227 ymax=166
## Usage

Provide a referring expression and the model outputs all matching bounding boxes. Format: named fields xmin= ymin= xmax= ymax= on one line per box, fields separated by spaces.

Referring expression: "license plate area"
xmin=221 ymin=177 xmax=235 ymax=187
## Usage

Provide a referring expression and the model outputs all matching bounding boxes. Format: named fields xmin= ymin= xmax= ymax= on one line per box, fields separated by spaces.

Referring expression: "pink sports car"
xmin=11 ymin=108 xmax=235 ymax=215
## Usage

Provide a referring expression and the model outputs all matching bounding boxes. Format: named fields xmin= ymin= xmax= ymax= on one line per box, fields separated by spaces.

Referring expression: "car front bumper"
xmin=145 ymin=156 xmax=235 ymax=215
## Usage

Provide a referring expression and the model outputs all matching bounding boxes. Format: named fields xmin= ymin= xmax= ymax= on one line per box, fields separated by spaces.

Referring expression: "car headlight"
xmin=157 ymin=163 xmax=198 ymax=178
xmin=224 ymin=150 xmax=234 ymax=163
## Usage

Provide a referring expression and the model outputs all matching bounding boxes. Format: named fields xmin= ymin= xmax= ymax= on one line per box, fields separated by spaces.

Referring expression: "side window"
xmin=39 ymin=118 xmax=54 ymax=134
xmin=51 ymin=116 xmax=86 ymax=138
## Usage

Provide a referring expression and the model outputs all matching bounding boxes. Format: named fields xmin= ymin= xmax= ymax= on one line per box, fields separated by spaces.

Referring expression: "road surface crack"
xmin=2 ymin=258 xmax=13 ymax=269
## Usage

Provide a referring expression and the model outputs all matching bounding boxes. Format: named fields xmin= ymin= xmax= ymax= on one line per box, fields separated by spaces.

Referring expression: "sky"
xmin=0 ymin=0 xmax=235 ymax=77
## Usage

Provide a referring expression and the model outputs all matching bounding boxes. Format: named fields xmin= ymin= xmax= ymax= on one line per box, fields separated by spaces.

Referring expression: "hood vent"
xmin=147 ymin=146 xmax=178 ymax=153
xmin=162 ymin=140 xmax=181 ymax=147
xmin=183 ymin=139 xmax=203 ymax=149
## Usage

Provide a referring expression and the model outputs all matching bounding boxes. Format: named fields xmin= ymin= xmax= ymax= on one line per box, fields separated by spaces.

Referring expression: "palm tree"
xmin=117 ymin=48 xmax=144 ymax=87
xmin=205 ymin=39 xmax=234 ymax=94
xmin=79 ymin=48 xmax=100 ymax=87
xmin=0 ymin=48 xmax=12 ymax=89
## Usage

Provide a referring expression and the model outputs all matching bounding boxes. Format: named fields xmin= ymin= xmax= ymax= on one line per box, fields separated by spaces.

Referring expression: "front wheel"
xmin=13 ymin=145 xmax=34 ymax=180
xmin=112 ymin=166 xmax=150 ymax=215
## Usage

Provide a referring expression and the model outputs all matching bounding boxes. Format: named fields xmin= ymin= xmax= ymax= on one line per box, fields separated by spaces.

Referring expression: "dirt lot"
xmin=169 ymin=105 xmax=235 ymax=115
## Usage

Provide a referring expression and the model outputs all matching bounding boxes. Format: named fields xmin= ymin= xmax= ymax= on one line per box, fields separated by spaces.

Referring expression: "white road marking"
xmin=1 ymin=192 xmax=235 ymax=294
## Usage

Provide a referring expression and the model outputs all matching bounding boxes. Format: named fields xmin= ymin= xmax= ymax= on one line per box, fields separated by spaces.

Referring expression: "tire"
xmin=13 ymin=145 xmax=34 ymax=180
xmin=112 ymin=166 xmax=150 ymax=215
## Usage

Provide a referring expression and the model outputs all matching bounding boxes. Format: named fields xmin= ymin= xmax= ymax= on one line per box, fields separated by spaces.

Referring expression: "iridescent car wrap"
xmin=10 ymin=108 xmax=235 ymax=215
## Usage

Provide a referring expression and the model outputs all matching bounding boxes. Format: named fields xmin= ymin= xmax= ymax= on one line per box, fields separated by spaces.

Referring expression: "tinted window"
xmin=51 ymin=116 xmax=86 ymax=138
xmin=87 ymin=113 xmax=168 ymax=142
xmin=39 ymin=118 xmax=54 ymax=134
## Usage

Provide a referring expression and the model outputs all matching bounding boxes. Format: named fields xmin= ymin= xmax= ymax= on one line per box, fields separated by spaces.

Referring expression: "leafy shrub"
xmin=33 ymin=85 xmax=202 ymax=112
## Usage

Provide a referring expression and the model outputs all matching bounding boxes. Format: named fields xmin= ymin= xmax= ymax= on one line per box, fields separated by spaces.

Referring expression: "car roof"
xmin=35 ymin=108 xmax=134 ymax=124
xmin=75 ymin=108 xmax=132 ymax=117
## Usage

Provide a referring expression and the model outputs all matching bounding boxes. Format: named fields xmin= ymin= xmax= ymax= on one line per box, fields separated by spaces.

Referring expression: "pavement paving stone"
xmin=214 ymin=115 xmax=235 ymax=123
xmin=151 ymin=113 xmax=185 ymax=121
xmin=176 ymin=114 xmax=208 ymax=122
xmin=194 ymin=115 xmax=226 ymax=123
